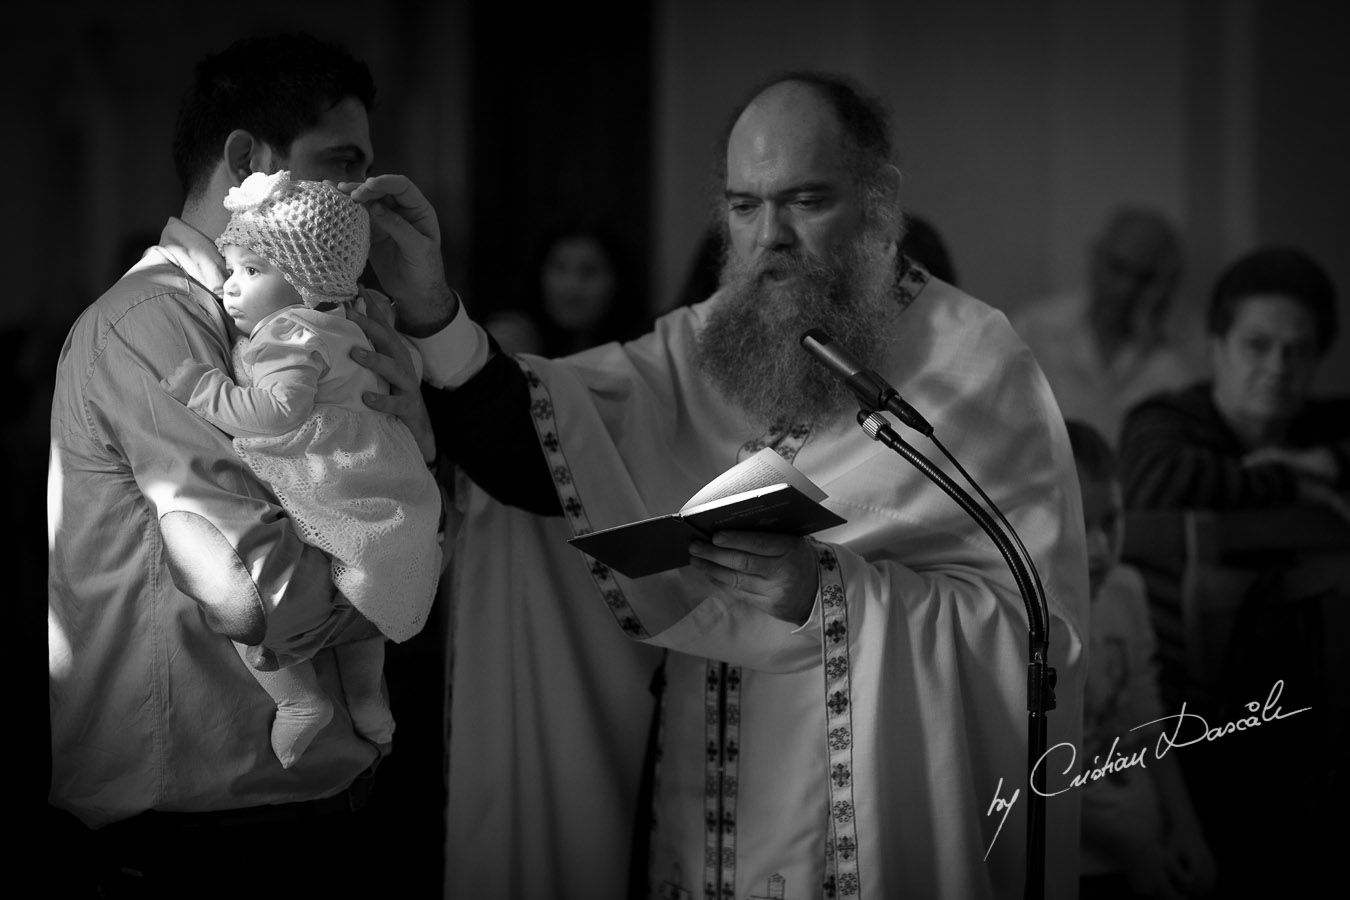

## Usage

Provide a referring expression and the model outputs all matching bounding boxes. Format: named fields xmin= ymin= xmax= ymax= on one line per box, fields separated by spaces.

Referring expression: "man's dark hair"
xmin=171 ymin=33 xmax=377 ymax=200
xmin=1065 ymin=419 xmax=1118 ymax=483
xmin=1206 ymin=245 xmax=1338 ymax=354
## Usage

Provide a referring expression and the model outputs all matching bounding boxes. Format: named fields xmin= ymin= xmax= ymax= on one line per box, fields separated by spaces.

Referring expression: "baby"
xmin=163 ymin=171 xmax=441 ymax=767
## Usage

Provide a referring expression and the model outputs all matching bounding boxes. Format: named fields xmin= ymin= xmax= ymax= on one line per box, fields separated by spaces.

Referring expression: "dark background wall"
xmin=8 ymin=1 xmax=1349 ymax=383
xmin=466 ymin=4 xmax=653 ymax=319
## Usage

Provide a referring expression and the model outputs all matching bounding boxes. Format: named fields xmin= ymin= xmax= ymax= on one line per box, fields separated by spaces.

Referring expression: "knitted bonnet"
xmin=216 ymin=170 xmax=370 ymax=307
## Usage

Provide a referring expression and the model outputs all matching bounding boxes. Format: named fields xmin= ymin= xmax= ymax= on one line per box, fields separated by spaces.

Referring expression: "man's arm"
xmin=1120 ymin=397 xmax=1299 ymax=510
xmin=93 ymin=295 xmax=372 ymax=653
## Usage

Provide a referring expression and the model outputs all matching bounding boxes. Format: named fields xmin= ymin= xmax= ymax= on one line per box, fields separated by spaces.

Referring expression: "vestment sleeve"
xmin=87 ymin=296 xmax=371 ymax=652
xmin=163 ymin=317 xmax=322 ymax=437
xmin=1119 ymin=393 xmax=1299 ymax=510
xmin=648 ymin=535 xmax=1082 ymax=681
xmin=423 ymin=334 xmax=562 ymax=515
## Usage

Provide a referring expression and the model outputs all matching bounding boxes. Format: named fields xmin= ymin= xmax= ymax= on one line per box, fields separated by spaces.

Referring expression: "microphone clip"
xmin=856 ymin=378 xmax=934 ymax=438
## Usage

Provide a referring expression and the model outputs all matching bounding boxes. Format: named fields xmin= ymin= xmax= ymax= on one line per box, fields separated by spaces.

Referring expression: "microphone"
xmin=800 ymin=328 xmax=933 ymax=436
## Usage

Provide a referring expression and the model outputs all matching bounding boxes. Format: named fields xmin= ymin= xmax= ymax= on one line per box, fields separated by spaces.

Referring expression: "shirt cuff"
xmin=413 ymin=297 xmax=490 ymax=389
xmin=791 ymin=583 xmax=825 ymax=634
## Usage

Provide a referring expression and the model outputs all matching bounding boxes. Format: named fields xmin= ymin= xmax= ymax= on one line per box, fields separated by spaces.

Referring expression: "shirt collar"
xmin=156 ymin=217 xmax=228 ymax=297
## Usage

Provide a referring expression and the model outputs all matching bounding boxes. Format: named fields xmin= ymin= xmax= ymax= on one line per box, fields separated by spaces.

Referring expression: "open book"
xmin=567 ymin=447 xmax=847 ymax=579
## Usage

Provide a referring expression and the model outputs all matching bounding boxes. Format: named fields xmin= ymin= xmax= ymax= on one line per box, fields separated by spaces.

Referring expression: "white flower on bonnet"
xmin=216 ymin=171 xmax=370 ymax=308
xmin=224 ymin=170 xmax=292 ymax=213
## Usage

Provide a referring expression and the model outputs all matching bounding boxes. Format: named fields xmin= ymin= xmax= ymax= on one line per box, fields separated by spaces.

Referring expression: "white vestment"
xmin=443 ymin=267 xmax=1089 ymax=900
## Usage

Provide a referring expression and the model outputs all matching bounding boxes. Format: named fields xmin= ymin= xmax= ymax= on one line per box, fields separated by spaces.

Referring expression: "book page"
xmin=680 ymin=447 xmax=826 ymax=513
xmin=684 ymin=484 xmax=846 ymax=535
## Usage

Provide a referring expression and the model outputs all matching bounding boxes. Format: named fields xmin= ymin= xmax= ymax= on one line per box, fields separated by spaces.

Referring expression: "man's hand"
xmin=349 ymin=289 xmax=437 ymax=464
xmin=1240 ymin=445 xmax=1350 ymax=523
xmin=688 ymin=531 xmax=819 ymax=626
xmin=339 ymin=174 xmax=458 ymax=337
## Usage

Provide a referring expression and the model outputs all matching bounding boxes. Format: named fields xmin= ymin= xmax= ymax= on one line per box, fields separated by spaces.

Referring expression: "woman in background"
xmin=486 ymin=224 xmax=649 ymax=357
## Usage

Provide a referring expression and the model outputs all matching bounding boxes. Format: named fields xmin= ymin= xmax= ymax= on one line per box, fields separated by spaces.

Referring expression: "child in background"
xmin=1067 ymin=419 xmax=1217 ymax=900
xmin=163 ymin=171 xmax=441 ymax=767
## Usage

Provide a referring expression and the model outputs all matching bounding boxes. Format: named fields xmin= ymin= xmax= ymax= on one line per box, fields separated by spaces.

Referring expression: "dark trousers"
xmin=50 ymin=769 xmax=396 ymax=899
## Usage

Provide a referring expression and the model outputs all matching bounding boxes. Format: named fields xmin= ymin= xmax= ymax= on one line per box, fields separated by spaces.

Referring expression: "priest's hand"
xmin=339 ymin=174 xmax=459 ymax=338
xmin=349 ymin=289 xmax=437 ymax=465
xmin=688 ymin=531 xmax=819 ymax=626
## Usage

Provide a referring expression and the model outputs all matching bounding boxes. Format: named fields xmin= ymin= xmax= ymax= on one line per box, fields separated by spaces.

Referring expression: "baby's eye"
xmin=246 ymin=266 xmax=259 ymax=276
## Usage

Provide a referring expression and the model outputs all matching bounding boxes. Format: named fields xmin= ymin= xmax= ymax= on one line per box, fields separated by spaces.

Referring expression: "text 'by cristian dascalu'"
xmin=981 ymin=679 xmax=1309 ymax=859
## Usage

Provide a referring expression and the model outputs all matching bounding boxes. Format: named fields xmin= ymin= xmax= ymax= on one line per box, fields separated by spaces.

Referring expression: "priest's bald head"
xmin=696 ymin=72 xmax=906 ymax=430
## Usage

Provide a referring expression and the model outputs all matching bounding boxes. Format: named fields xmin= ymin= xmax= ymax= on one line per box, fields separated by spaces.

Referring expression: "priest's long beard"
xmin=695 ymin=231 xmax=898 ymax=430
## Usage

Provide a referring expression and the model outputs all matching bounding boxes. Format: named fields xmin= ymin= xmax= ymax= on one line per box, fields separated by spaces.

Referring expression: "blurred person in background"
xmin=1013 ymin=206 xmax=1197 ymax=442
xmin=1118 ymin=244 xmax=1350 ymax=896
xmin=1067 ymin=419 xmax=1215 ymax=900
xmin=484 ymin=224 xmax=649 ymax=357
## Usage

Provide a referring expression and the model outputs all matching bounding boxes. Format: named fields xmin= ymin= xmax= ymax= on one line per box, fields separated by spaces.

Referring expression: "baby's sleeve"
xmin=169 ymin=317 xmax=324 ymax=437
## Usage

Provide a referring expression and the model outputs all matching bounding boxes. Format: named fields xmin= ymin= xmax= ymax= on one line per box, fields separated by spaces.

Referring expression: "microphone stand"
xmin=854 ymin=409 xmax=1056 ymax=900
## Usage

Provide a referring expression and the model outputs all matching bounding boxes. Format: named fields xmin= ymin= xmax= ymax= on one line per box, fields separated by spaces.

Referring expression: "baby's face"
xmin=1078 ymin=467 xmax=1124 ymax=600
xmin=220 ymin=244 xmax=302 ymax=335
